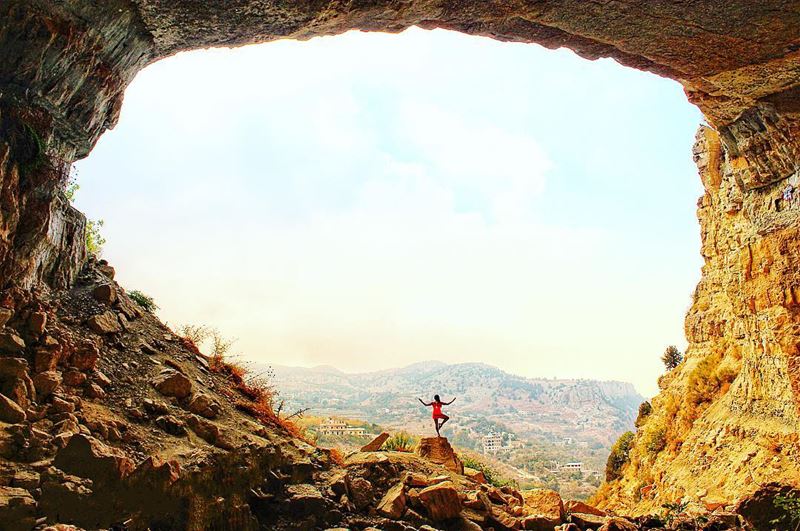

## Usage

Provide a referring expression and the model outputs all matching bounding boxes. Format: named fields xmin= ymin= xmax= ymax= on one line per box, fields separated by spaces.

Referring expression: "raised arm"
xmin=444 ymin=397 xmax=457 ymax=405
xmin=418 ymin=397 xmax=431 ymax=406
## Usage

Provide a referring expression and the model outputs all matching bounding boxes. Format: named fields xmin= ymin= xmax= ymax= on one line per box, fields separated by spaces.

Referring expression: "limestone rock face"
xmin=593 ymin=125 xmax=800 ymax=513
xmin=416 ymin=437 xmax=464 ymax=474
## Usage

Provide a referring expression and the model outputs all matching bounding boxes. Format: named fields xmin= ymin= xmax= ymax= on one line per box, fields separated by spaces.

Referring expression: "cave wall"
xmin=1 ymin=0 xmax=800 ymax=511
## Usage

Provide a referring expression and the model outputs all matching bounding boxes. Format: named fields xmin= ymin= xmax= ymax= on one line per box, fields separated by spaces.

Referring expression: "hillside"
xmin=269 ymin=362 xmax=643 ymax=446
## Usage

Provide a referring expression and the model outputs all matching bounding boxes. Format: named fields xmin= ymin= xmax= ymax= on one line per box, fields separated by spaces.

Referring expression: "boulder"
xmin=285 ymin=483 xmax=329 ymax=518
xmin=34 ymin=347 xmax=60 ymax=373
xmin=32 ymin=371 xmax=61 ymax=398
xmin=0 ymin=486 xmax=36 ymax=531
xmin=570 ymin=512 xmax=608 ymax=529
xmin=92 ymin=370 xmax=112 ymax=388
xmin=523 ymin=515 xmax=561 ymax=530
xmin=86 ymin=311 xmax=121 ymax=335
xmin=62 ymin=370 xmax=87 ymax=387
xmin=49 ymin=396 xmax=75 ymax=414
xmin=70 ymin=343 xmax=99 ymax=371
xmin=28 ymin=311 xmax=47 ymax=335
xmin=346 ymin=476 xmax=374 ymax=510
xmin=404 ymin=472 xmax=430 ymax=488
xmin=188 ymin=392 xmax=221 ymax=418
xmin=11 ymin=470 xmax=40 ymax=490
xmin=598 ymin=518 xmax=638 ymax=531
xmin=565 ymin=500 xmax=605 ymax=517
xmin=38 ymin=474 xmax=93 ymax=524
xmin=154 ymin=370 xmax=193 ymax=398
xmin=53 ymin=433 xmax=134 ymax=484
xmin=490 ymin=509 xmax=521 ymax=530
xmin=156 ymin=415 xmax=187 ymax=436
xmin=464 ymin=467 xmax=487 ymax=484
xmin=416 ymin=437 xmax=464 ymax=473
xmin=0 ymin=308 xmax=12 ymax=327
xmin=361 ymin=431 xmax=390 ymax=452
xmin=418 ymin=481 xmax=462 ymax=521
xmin=97 ymin=263 xmax=116 ymax=279
xmin=0 ymin=357 xmax=28 ymax=379
xmin=84 ymin=382 xmax=106 ymax=399
xmin=0 ymin=393 xmax=26 ymax=423
xmin=377 ymin=482 xmax=407 ymax=519
xmin=187 ymin=415 xmax=232 ymax=449
xmin=0 ymin=332 xmax=25 ymax=353
xmin=2 ymin=373 xmax=34 ymax=410
xmin=523 ymin=488 xmax=564 ymax=525
xmin=92 ymin=284 xmax=116 ymax=304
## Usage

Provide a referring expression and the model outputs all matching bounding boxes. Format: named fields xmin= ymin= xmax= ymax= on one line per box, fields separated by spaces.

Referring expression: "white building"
xmin=318 ymin=417 xmax=367 ymax=437
xmin=559 ymin=462 xmax=583 ymax=473
xmin=482 ymin=432 xmax=503 ymax=454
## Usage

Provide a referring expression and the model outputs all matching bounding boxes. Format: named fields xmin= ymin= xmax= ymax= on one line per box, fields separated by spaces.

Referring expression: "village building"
xmin=318 ymin=417 xmax=367 ymax=437
xmin=558 ymin=462 xmax=584 ymax=473
xmin=482 ymin=432 xmax=503 ymax=454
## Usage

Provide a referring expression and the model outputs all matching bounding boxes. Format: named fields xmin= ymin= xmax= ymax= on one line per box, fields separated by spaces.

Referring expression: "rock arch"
xmin=1 ymin=0 xmax=799 ymax=511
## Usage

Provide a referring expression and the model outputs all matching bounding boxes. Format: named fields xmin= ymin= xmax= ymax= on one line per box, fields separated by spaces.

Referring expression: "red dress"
xmin=432 ymin=402 xmax=446 ymax=419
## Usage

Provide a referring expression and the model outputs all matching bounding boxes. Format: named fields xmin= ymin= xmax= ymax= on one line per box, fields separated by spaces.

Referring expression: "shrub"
xmin=176 ymin=324 xmax=307 ymax=440
xmin=661 ymin=345 xmax=683 ymax=371
xmin=176 ymin=324 xmax=213 ymax=345
xmin=772 ymin=494 xmax=800 ymax=531
xmin=460 ymin=454 xmax=516 ymax=488
xmin=661 ymin=500 xmax=689 ymax=525
xmin=86 ymin=219 xmax=106 ymax=256
xmin=383 ymin=431 xmax=417 ymax=452
xmin=635 ymin=401 xmax=652 ymax=428
xmin=605 ymin=431 xmax=635 ymax=482
xmin=128 ymin=290 xmax=159 ymax=312
xmin=645 ymin=426 xmax=667 ymax=454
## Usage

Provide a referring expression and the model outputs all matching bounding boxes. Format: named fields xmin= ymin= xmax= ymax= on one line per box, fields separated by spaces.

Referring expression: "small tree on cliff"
xmin=605 ymin=431 xmax=635 ymax=482
xmin=661 ymin=345 xmax=683 ymax=371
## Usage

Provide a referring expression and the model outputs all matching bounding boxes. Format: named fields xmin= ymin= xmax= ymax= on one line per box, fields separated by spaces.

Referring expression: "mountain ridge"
xmin=267 ymin=360 xmax=644 ymax=446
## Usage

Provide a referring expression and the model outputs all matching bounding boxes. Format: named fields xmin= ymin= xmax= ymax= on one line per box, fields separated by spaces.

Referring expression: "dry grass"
xmin=328 ymin=448 xmax=345 ymax=466
xmin=177 ymin=327 xmax=309 ymax=442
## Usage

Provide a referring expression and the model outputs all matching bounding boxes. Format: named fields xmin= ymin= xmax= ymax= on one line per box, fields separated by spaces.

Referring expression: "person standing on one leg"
xmin=418 ymin=394 xmax=456 ymax=437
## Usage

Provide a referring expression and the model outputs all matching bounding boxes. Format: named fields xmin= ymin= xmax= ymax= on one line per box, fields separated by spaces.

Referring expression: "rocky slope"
xmin=1 ymin=0 xmax=800 ymax=523
xmin=272 ymin=363 xmax=642 ymax=445
xmin=0 ymin=257 xmax=761 ymax=530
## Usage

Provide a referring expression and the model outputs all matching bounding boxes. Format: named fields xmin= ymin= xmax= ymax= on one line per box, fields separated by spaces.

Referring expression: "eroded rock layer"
xmin=593 ymin=125 xmax=800 ymax=514
xmin=1 ymin=0 xmax=800 ymax=518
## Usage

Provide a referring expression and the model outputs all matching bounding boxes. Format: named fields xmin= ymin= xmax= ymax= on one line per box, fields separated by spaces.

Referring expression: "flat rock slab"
xmin=360 ymin=432 xmax=389 ymax=452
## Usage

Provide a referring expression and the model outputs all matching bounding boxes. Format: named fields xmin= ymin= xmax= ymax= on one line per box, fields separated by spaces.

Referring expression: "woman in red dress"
xmin=418 ymin=394 xmax=456 ymax=437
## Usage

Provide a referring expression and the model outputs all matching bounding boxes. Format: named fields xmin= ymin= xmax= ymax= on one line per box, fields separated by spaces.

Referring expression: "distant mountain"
xmin=267 ymin=361 xmax=644 ymax=446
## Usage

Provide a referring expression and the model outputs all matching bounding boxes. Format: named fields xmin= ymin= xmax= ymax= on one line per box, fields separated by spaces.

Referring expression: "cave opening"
xmin=3 ymin=2 xmax=800 ymax=523
xmin=71 ymin=28 xmax=703 ymax=399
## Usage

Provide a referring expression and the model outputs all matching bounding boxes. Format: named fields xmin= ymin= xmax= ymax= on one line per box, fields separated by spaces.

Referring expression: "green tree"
xmin=661 ymin=345 xmax=683 ymax=371
xmin=86 ymin=219 xmax=106 ymax=256
xmin=605 ymin=431 xmax=634 ymax=482
xmin=635 ymin=401 xmax=652 ymax=428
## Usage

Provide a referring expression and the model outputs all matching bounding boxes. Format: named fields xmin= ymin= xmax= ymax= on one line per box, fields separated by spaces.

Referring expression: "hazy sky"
xmin=74 ymin=28 xmax=704 ymax=397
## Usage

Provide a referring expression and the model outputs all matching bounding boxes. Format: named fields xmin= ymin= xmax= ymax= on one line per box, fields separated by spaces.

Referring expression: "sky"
xmin=73 ymin=27 xmax=705 ymax=397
